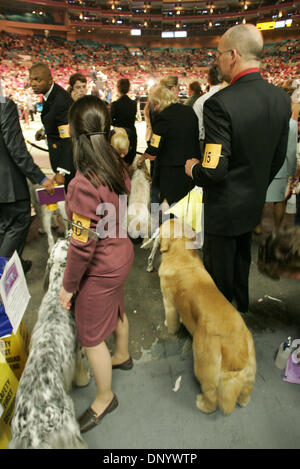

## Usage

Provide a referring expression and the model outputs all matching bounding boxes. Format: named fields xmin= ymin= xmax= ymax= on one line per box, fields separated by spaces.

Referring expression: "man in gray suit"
xmin=0 ymin=96 xmax=54 ymax=273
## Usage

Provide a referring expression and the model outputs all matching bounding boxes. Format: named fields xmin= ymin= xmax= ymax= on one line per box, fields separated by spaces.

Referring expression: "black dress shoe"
xmin=21 ymin=259 xmax=32 ymax=274
xmin=112 ymin=356 xmax=133 ymax=370
xmin=78 ymin=394 xmax=118 ymax=434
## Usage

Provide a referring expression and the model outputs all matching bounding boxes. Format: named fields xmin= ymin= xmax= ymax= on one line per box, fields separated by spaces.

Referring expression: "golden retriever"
xmin=158 ymin=218 xmax=256 ymax=415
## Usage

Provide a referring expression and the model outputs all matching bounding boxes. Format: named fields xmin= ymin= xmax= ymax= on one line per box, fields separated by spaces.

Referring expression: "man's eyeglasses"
xmin=216 ymin=49 xmax=232 ymax=59
xmin=216 ymin=49 xmax=242 ymax=59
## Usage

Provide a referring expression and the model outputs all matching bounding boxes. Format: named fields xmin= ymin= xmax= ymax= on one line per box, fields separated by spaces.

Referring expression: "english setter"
xmin=9 ymin=238 xmax=89 ymax=449
xmin=40 ymin=202 xmax=68 ymax=253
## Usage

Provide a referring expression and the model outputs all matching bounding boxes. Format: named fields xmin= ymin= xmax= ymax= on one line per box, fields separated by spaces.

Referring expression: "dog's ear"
xmin=160 ymin=236 xmax=170 ymax=253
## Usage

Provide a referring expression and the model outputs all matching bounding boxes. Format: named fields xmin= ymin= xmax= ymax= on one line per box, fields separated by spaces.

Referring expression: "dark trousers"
xmin=0 ymin=199 xmax=31 ymax=259
xmin=295 ymin=193 xmax=300 ymax=225
xmin=203 ymin=231 xmax=252 ymax=313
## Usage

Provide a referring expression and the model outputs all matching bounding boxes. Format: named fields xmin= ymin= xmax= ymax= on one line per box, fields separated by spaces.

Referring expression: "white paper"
xmin=173 ymin=375 xmax=182 ymax=392
xmin=0 ymin=251 xmax=30 ymax=334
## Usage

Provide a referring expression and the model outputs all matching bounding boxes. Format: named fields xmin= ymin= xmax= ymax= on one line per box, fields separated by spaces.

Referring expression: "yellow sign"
xmin=72 ymin=213 xmax=91 ymax=243
xmin=256 ymin=21 xmax=275 ymax=30
xmin=0 ymin=359 xmax=19 ymax=449
xmin=166 ymin=188 xmax=203 ymax=233
xmin=58 ymin=124 xmax=70 ymax=139
xmin=2 ymin=320 xmax=30 ymax=380
xmin=202 ymin=143 xmax=222 ymax=169
xmin=150 ymin=133 xmax=161 ymax=149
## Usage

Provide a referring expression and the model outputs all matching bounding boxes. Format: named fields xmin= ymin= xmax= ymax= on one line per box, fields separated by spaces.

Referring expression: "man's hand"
xmin=137 ymin=153 xmax=152 ymax=168
xmin=137 ymin=154 xmax=146 ymax=168
xmin=59 ymin=286 xmax=73 ymax=311
xmin=41 ymin=177 xmax=55 ymax=195
xmin=35 ymin=128 xmax=45 ymax=141
xmin=53 ymin=173 xmax=65 ymax=185
xmin=185 ymin=158 xmax=200 ymax=177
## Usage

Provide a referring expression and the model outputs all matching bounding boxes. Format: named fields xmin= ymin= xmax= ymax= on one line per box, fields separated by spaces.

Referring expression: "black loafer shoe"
xmin=112 ymin=356 xmax=133 ymax=370
xmin=79 ymin=394 xmax=118 ymax=434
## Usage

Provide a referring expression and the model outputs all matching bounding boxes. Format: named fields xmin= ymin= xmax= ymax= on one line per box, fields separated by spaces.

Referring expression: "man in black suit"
xmin=110 ymin=78 xmax=137 ymax=165
xmin=0 ymin=96 xmax=54 ymax=273
xmin=185 ymin=24 xmax=291 ymax=313
xmin=29 ymin=63 xmax=75 ymax=190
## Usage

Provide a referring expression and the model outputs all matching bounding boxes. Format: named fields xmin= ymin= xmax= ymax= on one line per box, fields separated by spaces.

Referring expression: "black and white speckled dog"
xmin=9 ymin=238 xmax=89 ymax=449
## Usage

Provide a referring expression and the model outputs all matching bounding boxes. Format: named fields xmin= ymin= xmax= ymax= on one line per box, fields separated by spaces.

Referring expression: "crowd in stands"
xmin=0 ymin=30 xmax=299 ymax=114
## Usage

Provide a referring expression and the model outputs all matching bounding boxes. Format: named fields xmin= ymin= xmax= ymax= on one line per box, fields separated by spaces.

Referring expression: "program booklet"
xmin=36 ymin=184 xmax=65 ymax=205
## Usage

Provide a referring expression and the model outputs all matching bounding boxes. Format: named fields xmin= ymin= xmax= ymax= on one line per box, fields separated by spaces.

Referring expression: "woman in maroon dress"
xmin=59 ymin=96 xmax=134 ymax=433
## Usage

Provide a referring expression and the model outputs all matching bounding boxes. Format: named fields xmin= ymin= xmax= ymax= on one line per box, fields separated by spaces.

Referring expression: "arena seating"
xmin=0 ymin=30 xmax=298 ymax=112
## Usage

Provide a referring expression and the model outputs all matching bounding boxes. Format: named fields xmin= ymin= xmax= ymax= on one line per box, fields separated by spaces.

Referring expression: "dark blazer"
xmin=110 ymin=94 xmax=137 ymax=164
xmin=110 ymin=94 xmax=137 ymax=129
xmin=42 ymin=83 xmax=75 ymax=184
xmin=0 ymin=98 xmax=45 ymax=203
xmin=192 ymin=72 xmax=291 ymax=236
xmin=145 ymin=102 xmax=201 ymax=166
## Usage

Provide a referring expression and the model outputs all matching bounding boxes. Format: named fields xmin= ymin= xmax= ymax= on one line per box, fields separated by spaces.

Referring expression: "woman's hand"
xmin=59 ymin=286 xmax=73 ymax=310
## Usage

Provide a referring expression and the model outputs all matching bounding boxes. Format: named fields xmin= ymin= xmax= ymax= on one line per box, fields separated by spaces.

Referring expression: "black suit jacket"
xmin=110 ymin=94 xmax=137 ymax=164
xmin=110 ymin=94 xmax=137 ymax=129
xmin=42 ymin=83 xmax=75 ymax=182
xmin=145 ymin=102 xmax=201 ymax=166
xmin=0 ymin=98 xmax=45 ymax=203
xmin=192 ymin=72 xmax=291 ymax=236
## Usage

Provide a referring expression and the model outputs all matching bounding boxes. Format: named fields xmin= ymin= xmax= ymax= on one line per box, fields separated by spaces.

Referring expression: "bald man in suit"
xmin=185 ymin=24 xmax=291 ymax=313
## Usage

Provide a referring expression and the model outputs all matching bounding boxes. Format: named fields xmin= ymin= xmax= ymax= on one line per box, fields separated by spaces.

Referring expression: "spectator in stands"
xmin=193 ymin=64 xmax=226 ymax=148
xmin=68 ymin=72 xmax=87 ymax=101
xmin=185 ymin=81 xmax=202 ymax=107
xmin=0 ymin=95 xmax=54 ymax=273
xmin=110 ymin=78 xmax=137 ymax=165
xmin=138 ymin=84 xmax=200 ymax=207
xmin=185 ymin=24 xmax=291 ymax=315
xmin=29 ymin=63 xmax=75 ymax=190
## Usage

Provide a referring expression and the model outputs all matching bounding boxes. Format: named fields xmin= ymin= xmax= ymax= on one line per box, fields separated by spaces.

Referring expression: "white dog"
xmin=40 ymin=201 xmax=68 ymax=253
xmin=127 ymin=155 xmax=151 ymax=239
xmin=9 ymin=238 xmax=89 ymax=449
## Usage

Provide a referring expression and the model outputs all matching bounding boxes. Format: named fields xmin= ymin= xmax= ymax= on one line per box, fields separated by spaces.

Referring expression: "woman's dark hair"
xmin=117 ymin=78 xmax=130 ymax=95
xmin=68 ymin=95 xmax=129 ymax=194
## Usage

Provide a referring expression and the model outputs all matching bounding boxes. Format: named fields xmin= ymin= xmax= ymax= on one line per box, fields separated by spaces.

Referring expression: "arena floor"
xmin=21 ymin=116 xmax=300 ymax=450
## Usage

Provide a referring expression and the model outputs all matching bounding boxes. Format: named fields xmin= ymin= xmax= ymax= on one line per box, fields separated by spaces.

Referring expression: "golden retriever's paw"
xmin=196 ymin=394 xmax=217 ymax=414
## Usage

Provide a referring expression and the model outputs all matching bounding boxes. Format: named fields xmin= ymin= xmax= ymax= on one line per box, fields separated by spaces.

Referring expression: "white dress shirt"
xmin=193 ymin=84 xmax=222 ymax=141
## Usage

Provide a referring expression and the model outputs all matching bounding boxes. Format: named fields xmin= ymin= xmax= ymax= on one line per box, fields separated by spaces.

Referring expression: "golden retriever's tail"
xmin=218 ymin=334 xmax=256 ymax=414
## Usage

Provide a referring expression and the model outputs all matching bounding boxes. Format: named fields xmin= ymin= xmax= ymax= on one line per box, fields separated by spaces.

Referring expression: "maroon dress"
xmin=63 ymin=170 xmax=134 ymax=347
